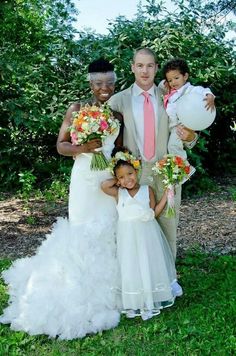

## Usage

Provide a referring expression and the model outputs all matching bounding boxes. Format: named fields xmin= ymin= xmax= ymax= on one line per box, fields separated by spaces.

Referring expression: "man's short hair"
xmin=132 ymin=48 xmax=157 ymax=63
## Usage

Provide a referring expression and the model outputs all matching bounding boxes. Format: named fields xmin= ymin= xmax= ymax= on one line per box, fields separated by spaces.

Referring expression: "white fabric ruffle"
xmin=0 ymin=218 xmax=120 ymax=340
xmin=0 ymin=136 xmax=120 ymax=340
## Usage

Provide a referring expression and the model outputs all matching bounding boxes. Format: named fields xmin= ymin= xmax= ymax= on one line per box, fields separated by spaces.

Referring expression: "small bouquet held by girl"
xmin=152 ymin=154 xmax=190 ymax=218
xmin=68 ymin=103 xmax=120 ymax=170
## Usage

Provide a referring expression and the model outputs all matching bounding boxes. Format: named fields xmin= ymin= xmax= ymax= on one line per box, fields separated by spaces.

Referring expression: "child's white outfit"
xmin=116 ymin=185 xmax=179 ymax=320
xmin=163 ymin=82 xmax=213 ymax=180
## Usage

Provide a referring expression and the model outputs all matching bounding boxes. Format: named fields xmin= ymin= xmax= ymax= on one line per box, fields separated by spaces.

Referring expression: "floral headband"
xmin=109 ymin=151 xmax=141 ymax=175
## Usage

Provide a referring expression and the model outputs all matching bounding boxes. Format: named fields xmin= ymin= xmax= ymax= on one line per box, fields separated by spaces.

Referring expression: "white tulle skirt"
xmin=0 ymin=153 xmax=120 ymax=339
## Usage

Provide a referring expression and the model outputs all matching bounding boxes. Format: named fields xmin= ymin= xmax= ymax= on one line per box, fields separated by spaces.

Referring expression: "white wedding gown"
xmin=0 ymin=136 xmax=120 ymax=340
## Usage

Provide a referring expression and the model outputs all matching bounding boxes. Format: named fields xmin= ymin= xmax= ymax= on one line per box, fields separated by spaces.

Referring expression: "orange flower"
xmin=80 ymin=110 xmax=87 ymax=117
xmin=175 ymin=156 xmax=184 ymax=167
xmin=184 ymin=165 xmax=190 ymax=174
xmin=158 ymin=158 xmax=167 ymax=168
xmin=91 ymin=111 xmax=100 ymax=118
xmin=73 ymin=117 xmax=85 ymax=129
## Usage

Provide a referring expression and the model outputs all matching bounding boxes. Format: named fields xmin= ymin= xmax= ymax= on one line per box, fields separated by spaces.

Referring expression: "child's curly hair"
xmin=162 ymin=58 xmax=190 ymax=78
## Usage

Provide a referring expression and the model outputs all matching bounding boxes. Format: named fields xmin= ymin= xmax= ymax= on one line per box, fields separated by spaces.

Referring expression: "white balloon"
xmin=176 ymin=92 xmax=216 ymax=130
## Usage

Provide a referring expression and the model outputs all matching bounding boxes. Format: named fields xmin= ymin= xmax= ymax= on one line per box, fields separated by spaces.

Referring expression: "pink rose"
xmin=100 ymin=120 xmax=108 ymax=131
xmin=71 ymin=131 xmax=78 ymax=144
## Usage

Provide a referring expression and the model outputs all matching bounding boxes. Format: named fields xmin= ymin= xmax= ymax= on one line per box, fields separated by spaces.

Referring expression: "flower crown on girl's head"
xmin=109 ymin=150 xmax=141 ymax=175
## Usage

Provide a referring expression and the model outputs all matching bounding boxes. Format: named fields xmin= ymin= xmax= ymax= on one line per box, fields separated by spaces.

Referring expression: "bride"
xmin=0 ymin=59 xmax=122 ymax=340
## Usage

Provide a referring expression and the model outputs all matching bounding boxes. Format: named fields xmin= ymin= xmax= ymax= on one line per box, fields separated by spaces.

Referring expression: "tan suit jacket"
xmin=109 ymin=84 xmax=181 ymax=258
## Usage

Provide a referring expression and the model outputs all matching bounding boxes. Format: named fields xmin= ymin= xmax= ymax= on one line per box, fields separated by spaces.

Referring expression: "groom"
xmin=109 ymin=48 xmax=197 ymax=258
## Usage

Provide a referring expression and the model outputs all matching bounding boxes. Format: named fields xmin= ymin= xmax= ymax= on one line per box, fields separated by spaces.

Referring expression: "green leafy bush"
xmin=0 ymin=0 xmax=235 ymax=196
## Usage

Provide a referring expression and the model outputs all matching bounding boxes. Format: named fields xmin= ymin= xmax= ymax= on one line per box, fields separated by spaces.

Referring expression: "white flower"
xmin=81 ymin=122 xmax=89 ymax=131
xmin=230 ymin=121 xmax=236 ymax=132
xmin=90 ymin=122 xmax=100 ymax=133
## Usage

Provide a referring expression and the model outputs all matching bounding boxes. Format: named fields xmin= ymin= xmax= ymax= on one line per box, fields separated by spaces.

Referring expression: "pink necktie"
xmin=142 ymin=92 xmax=155 ymax=160
xmin=163 ymin=89 xmax=177 ymax=109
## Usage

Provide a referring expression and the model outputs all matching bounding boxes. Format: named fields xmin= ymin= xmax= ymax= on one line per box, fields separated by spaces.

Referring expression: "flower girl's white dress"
xmin=0 ymin=136 xmax=120 ymax=340
xmin=117 ymin=185 xmax=177 ymax=314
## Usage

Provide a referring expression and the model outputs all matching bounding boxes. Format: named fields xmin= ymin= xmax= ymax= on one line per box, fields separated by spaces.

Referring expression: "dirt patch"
xmin=0 ymin=181 xmax=235 ymax=259
xmin=177 ymin=187 xmax=236 ymax=256
xmin=0 ymin=198 xmax=67 ymax=259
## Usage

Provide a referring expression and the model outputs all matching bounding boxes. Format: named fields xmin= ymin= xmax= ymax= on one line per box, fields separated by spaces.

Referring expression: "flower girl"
xmin=101 ymin=147 xmax=182 ymax=321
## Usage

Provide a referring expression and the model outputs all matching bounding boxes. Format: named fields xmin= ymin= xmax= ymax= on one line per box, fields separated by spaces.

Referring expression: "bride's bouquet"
xmin=69 ymin=103 xmax=120 ymax=170
xmin=152 ymin=155 xmax=190 ymax=218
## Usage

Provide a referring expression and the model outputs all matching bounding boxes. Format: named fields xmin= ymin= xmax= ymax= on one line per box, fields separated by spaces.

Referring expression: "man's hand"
xmin=176 ymin=125 xmax=196 ymax=142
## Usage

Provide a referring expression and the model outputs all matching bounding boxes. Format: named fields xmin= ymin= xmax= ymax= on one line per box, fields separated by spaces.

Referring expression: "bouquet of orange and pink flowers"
xmin=152 ymin=155 xmax=191 ymax=218
xmin=69 ymin=103 xmax=120 ymax=170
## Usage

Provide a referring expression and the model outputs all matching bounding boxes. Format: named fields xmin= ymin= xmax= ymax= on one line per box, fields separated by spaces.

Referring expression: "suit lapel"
xmin=154 ymin=85 xmax=163 ymax=134
xmin=123 ymin=86 xmax=138 ymax=137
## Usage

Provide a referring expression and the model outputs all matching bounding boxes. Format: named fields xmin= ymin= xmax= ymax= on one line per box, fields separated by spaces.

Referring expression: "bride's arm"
xmin=57 ymin=103 xmax=102 ymax=157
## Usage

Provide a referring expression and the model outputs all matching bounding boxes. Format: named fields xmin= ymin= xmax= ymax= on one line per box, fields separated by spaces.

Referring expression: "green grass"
xmin=0 ymin=253 xmax=235 ymax=356
xmin=229 ymin=187 xmax=236 ymax=202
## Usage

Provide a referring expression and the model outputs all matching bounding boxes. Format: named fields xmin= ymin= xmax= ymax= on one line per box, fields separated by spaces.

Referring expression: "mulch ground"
xmin=0 ymin=179 xmax=235 ymax=259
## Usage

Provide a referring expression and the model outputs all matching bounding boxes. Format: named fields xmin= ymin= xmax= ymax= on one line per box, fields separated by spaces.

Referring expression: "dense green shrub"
xmin=0 ymin=0 xmax=235 ymax=194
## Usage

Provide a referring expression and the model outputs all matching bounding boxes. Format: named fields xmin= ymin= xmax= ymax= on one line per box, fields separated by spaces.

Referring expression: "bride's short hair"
xmin=88 ymin=58 xmax=114 ymax=73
